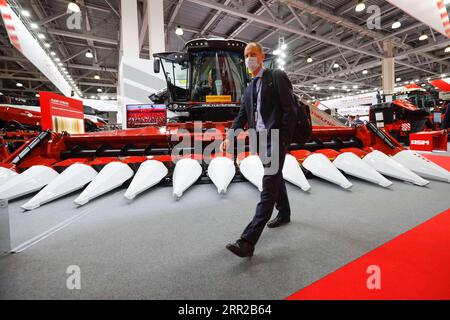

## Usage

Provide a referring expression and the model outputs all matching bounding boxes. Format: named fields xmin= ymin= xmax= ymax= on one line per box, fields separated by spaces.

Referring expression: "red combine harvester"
xmin=0 ymin=39 xmax=449 ymax=211
xmin=0 ymin=103 xmax=108 ymax=160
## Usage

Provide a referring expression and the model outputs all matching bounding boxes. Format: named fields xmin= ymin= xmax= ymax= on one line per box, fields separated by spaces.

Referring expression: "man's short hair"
xmin=246 ymin=42 xmax=263 ymax=53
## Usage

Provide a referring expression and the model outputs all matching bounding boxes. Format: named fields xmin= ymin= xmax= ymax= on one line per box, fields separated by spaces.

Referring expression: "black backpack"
xmin=291 ymin=97 xmax=313 ymax=146
xmin=270 ymin=70 xmax=313 ymax=146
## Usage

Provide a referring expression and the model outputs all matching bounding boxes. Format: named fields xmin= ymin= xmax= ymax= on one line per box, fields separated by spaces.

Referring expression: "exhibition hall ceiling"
xmin=0 ymin=0 xmax=449 ymax=99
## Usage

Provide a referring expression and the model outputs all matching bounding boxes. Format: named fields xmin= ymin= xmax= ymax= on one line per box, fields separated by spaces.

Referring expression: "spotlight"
xmin=396 ymin=77 xmax=401 ymax=82
xmin=281 ymin=43 xmax=287 ymax=50
xmin=38 ymin=33 xmax=45 ymax=39
xmin=306 ymin=56 xmax=313 ymax=63
xmin=419 ymin=33 xmax=428 ymax=41
xmin=355 ymin=0 xmax=366 ymax=12
xmin=94 ymin=75 xmax=100 ymax=80
xmin=392 ymin=20 xmax=401 ymax=29
xmin=85 ymin=50 xmax=94 ymax=58
xmin=175 ymin=25 xmax=184 ymax=36
xmin=353 ymin=85 xmax=358 ymax=89
xmin=30 ymin=23 xmax=39 ymax=29
xmin=35 ymin=93 xmax=40 ymax=98
xmin=362 ymin=70 xmax=369 ymax=75
xmin=97 ymin=88 xmax=103 ymax=92
xmin=16 ymin=83 xmax=23 ymax=87
xmin=445 ymin=46 xmax=450 ymax=53
xmin=333 ymin=63 xmax=339 ymax=69
xmin=50 ymin=51 xmax=56 ymax=56
xmin=21 ymin=10 xmax=31 ymax=17
xmin=329 ymin=86 xmax=335 ymax=90
xmin=68 ymin=2 xmax=80 ymax=13
xmin=44 ymin=43 xmax=50 ymax=48
xmin=273 ymin=49 xmax=281 ymax=55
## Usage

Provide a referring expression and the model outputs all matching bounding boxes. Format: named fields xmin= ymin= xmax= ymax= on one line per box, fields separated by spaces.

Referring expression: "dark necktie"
xmin=252 ymin=77 xmax=259 ymax=111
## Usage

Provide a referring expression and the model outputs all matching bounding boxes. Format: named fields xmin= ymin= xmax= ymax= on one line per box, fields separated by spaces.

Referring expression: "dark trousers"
xmin=241 ymin=137 xmax=291 ymax=245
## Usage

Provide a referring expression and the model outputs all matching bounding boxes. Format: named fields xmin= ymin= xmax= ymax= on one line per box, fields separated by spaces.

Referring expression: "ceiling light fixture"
xmin=306 ymin=56 xmax=313 ymax=63
xmin=94 ymin=75 xmax=100 ymax=80
xmin=445 ymin=46 xmax=450 ymax=53
xmin=30 ymin=22 xmax=39 ymax=29
xmin=21 ymin=10 xmax=31 ymax=17
xmin=175 ymin=25 xmax=184 ymax=36
xmin=16 ymin=83 xmax=23 ymax=87
xmin=68 ymin=2 xmax=81 ymax=13
xmin=85 ymin=50 xmax=94 ymax=58
xmin=355 ymin=0 xmax=366 ymax=12
xmin=392 ymin=20 xmax=401 ymax=29
xmin=38 ymin=33 xmax=45 ymax=39
xmin=362 ymin=70 xmax=369 ymax=75
xmin=333 ymin=63 xmax=339 ymax=69
xmin=419 ymin=32 xmax=428 ymax=41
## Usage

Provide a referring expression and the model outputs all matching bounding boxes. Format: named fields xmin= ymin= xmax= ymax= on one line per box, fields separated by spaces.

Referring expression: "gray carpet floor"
xmin=0 ymin=164 xmax=449 ymax=299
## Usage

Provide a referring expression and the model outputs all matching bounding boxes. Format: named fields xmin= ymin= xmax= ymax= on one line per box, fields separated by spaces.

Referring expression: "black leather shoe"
xmin=226 ymin=239 xmax=254 ymax=258
xmin=267 ymin=216 xmax=290 ymax=228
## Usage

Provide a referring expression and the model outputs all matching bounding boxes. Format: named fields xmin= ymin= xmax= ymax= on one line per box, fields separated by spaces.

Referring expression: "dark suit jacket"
xmin=228 ymin=69 xmax=297 ymax=145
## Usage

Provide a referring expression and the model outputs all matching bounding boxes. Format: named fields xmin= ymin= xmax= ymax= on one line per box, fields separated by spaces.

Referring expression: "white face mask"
xmin=245 ymin=57 xmax=260 ymax=72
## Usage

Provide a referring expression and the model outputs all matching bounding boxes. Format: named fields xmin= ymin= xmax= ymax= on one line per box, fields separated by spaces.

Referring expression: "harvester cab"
xmin=153 ymin=38 xmax=249 ymax=122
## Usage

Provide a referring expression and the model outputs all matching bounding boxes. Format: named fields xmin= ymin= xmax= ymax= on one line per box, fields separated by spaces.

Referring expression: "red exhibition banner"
xmin=39 ymin=91 xmax=84 ymax=134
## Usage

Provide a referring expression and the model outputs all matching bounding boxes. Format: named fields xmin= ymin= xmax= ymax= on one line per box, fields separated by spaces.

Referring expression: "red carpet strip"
xmin=421 ymin=154 xmax=450 ymax=171
xmin=287 ymin=155 xmax=450 ymax=300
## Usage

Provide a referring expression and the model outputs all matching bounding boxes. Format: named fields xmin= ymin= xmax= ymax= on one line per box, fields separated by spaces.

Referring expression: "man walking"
xmin=220 ymin=42 xmax=297 ymax=257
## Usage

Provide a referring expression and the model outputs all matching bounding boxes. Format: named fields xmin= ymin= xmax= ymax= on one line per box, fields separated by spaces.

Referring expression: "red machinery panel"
xmin=39 ymin=92 xmax=84 ymax=134
xmin=410 ymin=131 xmax=448 ymax=152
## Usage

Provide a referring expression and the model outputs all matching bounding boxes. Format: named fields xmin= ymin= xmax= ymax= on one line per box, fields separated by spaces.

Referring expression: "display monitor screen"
xmin=126 ymin=104 xmax=167 ymax=128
